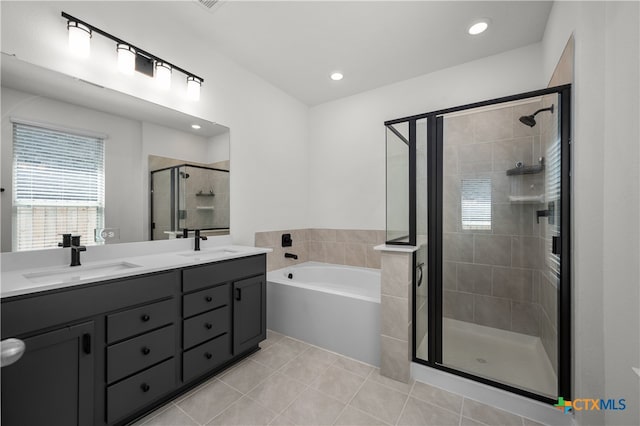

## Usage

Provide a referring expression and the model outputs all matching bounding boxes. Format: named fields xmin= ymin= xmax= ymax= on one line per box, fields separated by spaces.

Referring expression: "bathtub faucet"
xmin=284 ymin=253 xmax=298 ymax=260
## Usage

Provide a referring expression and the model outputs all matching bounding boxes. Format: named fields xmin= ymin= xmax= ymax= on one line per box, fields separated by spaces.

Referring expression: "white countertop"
xmin=0 ymin=242 xmax=271 ymax=299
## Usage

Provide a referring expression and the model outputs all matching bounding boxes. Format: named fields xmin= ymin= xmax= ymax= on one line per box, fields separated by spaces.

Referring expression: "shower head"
xmin=518 ymin=104 xmax=554 ymax=127
xmin=179 ymin=171 xmax=190 ymax=179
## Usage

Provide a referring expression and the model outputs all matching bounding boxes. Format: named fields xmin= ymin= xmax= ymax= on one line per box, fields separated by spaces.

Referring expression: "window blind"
xmin=13 ymin=122 xmax=105 ymax=251
xmin=546 ymin=135 xmax=562 ymax=276
xmin=461 ymin=178 xmax=492 ymax=230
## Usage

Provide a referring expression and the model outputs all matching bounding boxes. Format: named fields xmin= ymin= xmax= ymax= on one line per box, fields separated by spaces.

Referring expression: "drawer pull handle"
xmin=141 ymin=347 xmax=151 ymax=355
xmin=140 ymin=383 xmax=150 ymax=392
xmin=141 ymin=314 xmax=151 ymax=322
xmin=205 ymin=352 xmax=213 ymax=359
xmin=205 ymin=323 xmax=213 ymax=330
xmin=205 ymin=296 xmax=213 ymax=302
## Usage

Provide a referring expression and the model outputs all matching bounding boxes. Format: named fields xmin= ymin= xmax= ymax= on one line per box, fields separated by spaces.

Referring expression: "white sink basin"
xmin=178 ymin=247 xmax=241 ymax=261
xmin=24 ymin=261 xmax=141 ymax=285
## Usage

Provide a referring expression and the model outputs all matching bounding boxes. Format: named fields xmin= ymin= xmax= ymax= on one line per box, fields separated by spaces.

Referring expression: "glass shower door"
xmin=439 ymin=93 xmax=563 ymax=398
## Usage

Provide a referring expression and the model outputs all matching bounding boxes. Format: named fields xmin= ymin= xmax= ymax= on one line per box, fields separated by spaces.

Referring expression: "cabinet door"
xmin=1 ymin=321 xmax=94 ymax=426
xmin=233 ymin=275 xmax=266 ymax=354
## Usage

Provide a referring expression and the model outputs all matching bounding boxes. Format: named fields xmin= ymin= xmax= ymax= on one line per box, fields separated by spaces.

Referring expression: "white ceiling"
xmin=3 ymin=1 xmax=553 ymax=107
xmin=173 ymin=0 xmax=553 ymax=105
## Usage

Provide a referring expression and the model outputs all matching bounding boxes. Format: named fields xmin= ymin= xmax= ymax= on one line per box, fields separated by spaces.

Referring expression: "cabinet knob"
xmin=141 ymin=314 xmax=150 ymax=322
xmin=205 ymin=323 xmax=213 ymax=330
xmin=205 ymin=296 xmax=213 ymax=302
xmin=141 ymin=347 xmax=151 ymax=355
xmin=140 ymin=383 xmax=150 ymax=392
xmin=205 ymin=352 xmax=213 ymax=359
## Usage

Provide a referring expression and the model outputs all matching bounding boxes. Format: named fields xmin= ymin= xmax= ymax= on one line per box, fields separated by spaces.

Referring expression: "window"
xmin=12 ymin=122 xmax=105 ymax=251
xmin=461 ymin=178 xmax=491 ymax=230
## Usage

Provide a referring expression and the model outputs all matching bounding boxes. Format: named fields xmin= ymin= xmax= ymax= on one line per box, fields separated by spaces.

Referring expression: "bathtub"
xmin=267 ymin=262 xmax=381 ymax=366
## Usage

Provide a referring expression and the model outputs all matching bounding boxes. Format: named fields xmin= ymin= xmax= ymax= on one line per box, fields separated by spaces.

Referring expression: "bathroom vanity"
xmin=0 ymin=246 xmax=267 ymax=426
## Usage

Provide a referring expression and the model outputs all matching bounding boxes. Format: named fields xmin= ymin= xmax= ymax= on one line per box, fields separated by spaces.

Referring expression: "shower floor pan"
xmin=417 ymin=318 xmax=557 ymax=397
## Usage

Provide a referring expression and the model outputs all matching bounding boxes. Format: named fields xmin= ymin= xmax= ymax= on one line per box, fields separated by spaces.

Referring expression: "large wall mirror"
xmin=1 ymin=55 xmax=230 ymax=252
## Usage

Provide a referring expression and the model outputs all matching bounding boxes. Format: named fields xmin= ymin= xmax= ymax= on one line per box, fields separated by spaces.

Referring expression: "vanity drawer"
xmin=107 ymin=298 xmax=175 ymax=343
xmin=183 ymin=283 xmax=229 ymax=318
xmin=106 ymin=358 xmax=175 ymax=423
xmin=107 ymin=325 xmax=175 ymax=384
xmin=182 ymin=255 xmax=265 ymax=292
xmin=183 ymin=306 xmax=230 ymax=349
xmin=183 ymin=333 xmax=232 ymax=382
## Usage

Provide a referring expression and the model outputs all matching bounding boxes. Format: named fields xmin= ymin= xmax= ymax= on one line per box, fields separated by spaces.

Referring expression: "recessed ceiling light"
xmin=191 ymin=124 xmax=201 ymax=130
xmin=468 ymin=20 xmax=489 ymax=35
xmin=330 ymin=72 xmax=343 ymax=81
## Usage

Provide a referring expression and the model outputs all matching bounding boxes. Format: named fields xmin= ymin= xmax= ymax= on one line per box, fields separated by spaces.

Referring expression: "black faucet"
xmin=284 ymin=253 xmax=298 ymax=260
xmin=194 ymin=229 xmax=208 ymax=251
xmin=70 ymin=235 xmax=86 ymax=267
xmin=58 ymin=233 xmax=72 ymax=248
xmin=182 ymin=228 xmax=189 ymax=239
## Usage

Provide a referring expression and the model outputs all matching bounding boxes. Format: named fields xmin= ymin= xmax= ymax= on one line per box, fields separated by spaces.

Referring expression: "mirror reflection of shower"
xmin=150 ymin=160 xmax=230 ymax=240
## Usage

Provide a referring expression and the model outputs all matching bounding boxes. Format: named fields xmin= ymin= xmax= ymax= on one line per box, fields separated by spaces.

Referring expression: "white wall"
xmin=0 ymin=87 xmax=144 ymax=250
xmin=308 ymin=43 xmax=543 ymax=229
xmin=542 ymin=2 xmax=640 ymax=425
xmin=0 ymin=1 xmax=310 ymax=246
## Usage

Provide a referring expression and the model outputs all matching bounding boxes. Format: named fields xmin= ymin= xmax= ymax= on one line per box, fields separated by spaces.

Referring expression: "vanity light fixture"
xmin=62 ymin=11 xmax=204 ymax=100
xmin=116 ymin=44 xmax=136 ymax=75
xmin=67 ymin=20 xmax=91 ymax=58
xmin=468 ymin=20 xmax=489 ymax=35
xmin=186 ymin=76 xmax=202 ymax=101
xmin=155 ymin=62 xmax=172 ymax=90
xmin=330 ymin=72 xmax=344 ymax=81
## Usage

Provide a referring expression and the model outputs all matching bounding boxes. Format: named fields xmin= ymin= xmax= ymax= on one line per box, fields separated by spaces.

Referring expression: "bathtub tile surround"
xmin=377 ymin=247 xmax=415 ymax=383
xmin=255 ymin=229 xmax=385 ymax=272
xmin=134 ymin=331 xmax=549 ymax=426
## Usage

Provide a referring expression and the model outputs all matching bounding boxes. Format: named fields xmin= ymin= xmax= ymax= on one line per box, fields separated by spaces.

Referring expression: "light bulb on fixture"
xmin=468 ymin=20 xmax=489 ymax=35
xmin=155 ymin=62 xmax=172 ymax=90
xmin=67 ymin=21 xmax=91 ymax=58
xmin=330 ymin=72 xmax=343 ymax=81
xmin=117 ymin=44 xmax=136 ymax=75
xmin=186 ymin=76 xmax=202 ymax=101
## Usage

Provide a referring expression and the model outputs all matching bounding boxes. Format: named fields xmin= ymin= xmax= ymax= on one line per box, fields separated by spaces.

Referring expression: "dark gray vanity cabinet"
xmin=180 ymin=254 xmax=266 ymax=381
xmin=233 ymin=274 xmax=267 ymax=354
xmin=1 ymin=321 xmax=95 ymax=426
xmin=1 ymin=253 xmax=267 ymax=426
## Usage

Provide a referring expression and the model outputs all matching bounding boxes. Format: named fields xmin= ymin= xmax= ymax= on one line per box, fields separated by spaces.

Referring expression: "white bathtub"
xmin=267 ymin=262 xmax=381 ymax=366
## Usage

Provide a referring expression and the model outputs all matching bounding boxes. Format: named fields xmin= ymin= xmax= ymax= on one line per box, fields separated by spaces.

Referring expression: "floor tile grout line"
xmin=172 ymin=401 xmax=203 ymax=426
xmin=459 ymin=396 xmax=466 ymax=426
xmin=394 ymin=380 xmax=416 ymax=426
xmin=332 ymin=367 xmax=393 ymax=426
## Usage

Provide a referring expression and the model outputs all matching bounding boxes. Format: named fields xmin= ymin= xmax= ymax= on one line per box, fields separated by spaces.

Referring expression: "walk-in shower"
xmin=385 ymin=85 xmax=571 ymax=403
xmin=150 ymin=164 xmax=230 ymax=239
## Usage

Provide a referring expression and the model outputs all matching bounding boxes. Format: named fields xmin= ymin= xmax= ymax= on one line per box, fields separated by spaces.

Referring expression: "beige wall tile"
xmin=473 ymin=107 xmax=514 ymax=142
xmin=474 ymin=234 xmax=511 ymax=266
xmin=473 ymin=294 xmax=511 ymax=330
xmin=443 ymin=232 xmax=474 ymax=262
xmin=458 ymin=143 xmax=493 ymax=173
xmin=344 ymin=243 xmax=367 ymax=267
xmin=380 ymin=335 xmax=410 ymax=383
xmin=511 ymin=236 xmax=541 ymax=268
xmin=366 ymin=245 xmax=382 ymax=269
xmin=443 ymin=290 xmax=474 ymax=322
xmin=381 ymin=252 xmax=411 ymax=297
xmin=308 ymin=228 xmax=337 ymax=242
xmin=492 ymin=267 xmax=534 ymax=301
xmin=444 ymin=114 xmax=474 ymax=146
xmin=308 ymin=240 xmax=326 ymax=263
xmin=443 ymin=261 xmax=457 ymax=290
xmin=511 ymin=301 xmax=540 ymax=336
xmin=492 ymin=204 xmax=535 ymax=236
xmin=324 ymin=241 xmax=346 ymax=264
xmin=336 ymin=229 xmax=378 ymax=244
xmin=381 ymin=295 xmax=409 ymax=341
xmin=457 ymin=263 xmax=492 ymax=295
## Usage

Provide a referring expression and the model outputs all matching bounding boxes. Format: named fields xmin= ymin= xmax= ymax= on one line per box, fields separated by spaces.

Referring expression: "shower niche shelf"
xmin=506 ymin=157 xmax=545 ymax=176
xmin=508 ymin=194 xmax=545 ymax=204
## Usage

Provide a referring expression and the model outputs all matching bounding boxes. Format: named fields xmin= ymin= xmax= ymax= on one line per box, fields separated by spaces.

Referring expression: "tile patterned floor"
xmin=131 ymin=331 xmax=547 ymax=426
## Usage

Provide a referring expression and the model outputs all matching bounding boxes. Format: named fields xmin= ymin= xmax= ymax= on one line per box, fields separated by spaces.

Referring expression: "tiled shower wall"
xmin=442 ymin=102 xmax=548 ymax=338
xmin=255 ymin=229 xmax=385 ymax=272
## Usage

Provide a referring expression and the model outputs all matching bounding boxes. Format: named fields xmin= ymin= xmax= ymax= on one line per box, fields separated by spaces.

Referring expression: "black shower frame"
xmin=385 ymin=84 xmax=572 ymax=405
xmin=150 ymin=163 xmax=230 ymax=240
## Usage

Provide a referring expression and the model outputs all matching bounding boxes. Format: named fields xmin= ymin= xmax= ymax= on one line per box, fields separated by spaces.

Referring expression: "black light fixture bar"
xmin=61 ymin=11 xmax=204 ymax=83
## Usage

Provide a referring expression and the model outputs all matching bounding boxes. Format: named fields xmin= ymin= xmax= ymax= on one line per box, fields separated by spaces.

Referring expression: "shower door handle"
xmin=552 ymin=236 xmax=561 ymax=255
xmin=416 ymin=263 xmax=424 ymax=287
